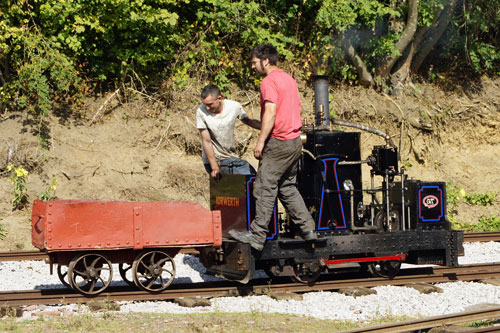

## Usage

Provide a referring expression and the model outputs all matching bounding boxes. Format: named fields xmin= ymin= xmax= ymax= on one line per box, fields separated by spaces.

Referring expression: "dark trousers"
xmin=250 ymin=136 xmax=315 ymax=242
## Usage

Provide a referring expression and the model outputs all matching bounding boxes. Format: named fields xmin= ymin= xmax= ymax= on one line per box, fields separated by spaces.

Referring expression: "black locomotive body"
xmin=200 ymin=128 xmax=464 ymax=283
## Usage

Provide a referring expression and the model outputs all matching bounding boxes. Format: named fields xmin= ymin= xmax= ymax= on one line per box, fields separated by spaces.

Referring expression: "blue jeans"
xmin=204 ymin=157 xmax=256 ymax=176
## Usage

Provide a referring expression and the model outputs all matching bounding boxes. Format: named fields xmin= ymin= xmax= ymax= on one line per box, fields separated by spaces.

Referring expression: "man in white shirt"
xmin=196 ymin=84 xmax=261 ymax=180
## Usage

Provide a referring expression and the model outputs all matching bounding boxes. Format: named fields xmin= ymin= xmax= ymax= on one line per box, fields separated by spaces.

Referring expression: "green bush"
xmin=15 ymin=33 xmax=83 ymax=117
xmin=0 ymin=0 xmax=499 ymax=117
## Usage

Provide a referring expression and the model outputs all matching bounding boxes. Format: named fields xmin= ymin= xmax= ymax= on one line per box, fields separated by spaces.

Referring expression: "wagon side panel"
xmin=141 ymin=202 xmax=222 ymax=247
xmin=44 ymin=200 xmax=135 ymax=251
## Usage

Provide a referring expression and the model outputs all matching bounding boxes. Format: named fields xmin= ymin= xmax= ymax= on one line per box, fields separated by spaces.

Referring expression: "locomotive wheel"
xmin=375 ymin=210 xmax=401 ymax=233
xmin=290 ymin=262 xmax=321 ymax=284
xmin=132 ymin=250 xmax=176 ymax=292
xmin=367 ymin=260 xmax=401 ymax=278
xmin=118 ymin=263 xmax=136 ymax=287
xmin=67 ymin=253 xmax=113 ymax=295
xmin=57 ymin=264 xmax=71 ymax=288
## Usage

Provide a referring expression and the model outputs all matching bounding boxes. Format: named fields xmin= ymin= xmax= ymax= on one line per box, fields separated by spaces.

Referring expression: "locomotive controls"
xmin=368 ymin=145 xmax=399 ymax=176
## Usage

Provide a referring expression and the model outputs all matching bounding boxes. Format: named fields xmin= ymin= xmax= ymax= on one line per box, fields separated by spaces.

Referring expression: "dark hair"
xmin=201 ymin=84 xmax=221 ymax=99
xmin=251 ymin=44 xmax=279 ymax=65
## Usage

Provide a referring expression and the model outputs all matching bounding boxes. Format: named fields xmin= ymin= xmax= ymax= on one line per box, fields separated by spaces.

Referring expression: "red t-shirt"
xmin=260 ymin=69 xmax=302 ymax=140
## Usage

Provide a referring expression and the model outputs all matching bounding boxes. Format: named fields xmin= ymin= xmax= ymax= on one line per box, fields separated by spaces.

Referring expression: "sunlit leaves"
xmin=1 ymin=0 xmax=499 ymax=117
xmin=418 ymin=0 xmax=446 ymax=27
xmin=316 ymin=0 xmax=398 ymax=32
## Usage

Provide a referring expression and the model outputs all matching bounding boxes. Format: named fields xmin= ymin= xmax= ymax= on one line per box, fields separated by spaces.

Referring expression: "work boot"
xmin=300 ymin=230 xmax=318 ymax=241
xmin=228 ymin=229 xmax=264 ymax=251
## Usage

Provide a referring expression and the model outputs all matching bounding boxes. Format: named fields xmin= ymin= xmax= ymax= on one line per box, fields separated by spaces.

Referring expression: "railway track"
xmin=342 ymin=306 xmax=500 ymax=332
xmin=1 ymin=262 xmax=500 ymax=306
xmin=463 ymin=231 xmax=500 ymax=243
xmin=1 ymin=231 xmax=498 ymax=262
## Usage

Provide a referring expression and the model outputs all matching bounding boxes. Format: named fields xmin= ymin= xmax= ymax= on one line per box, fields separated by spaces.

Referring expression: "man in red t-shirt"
xmin=229 ymin=44 xmax=317 ymax=251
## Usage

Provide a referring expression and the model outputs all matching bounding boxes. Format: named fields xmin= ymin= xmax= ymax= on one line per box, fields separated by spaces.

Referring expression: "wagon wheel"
xmin=132 ymin=250 xmax=176 ymax=292
xmin=57 ymin=264 xmax=71 ymax=288
xmin=367 ymin=260 xmax=401 ymax=279
xmin=290 ymin=262 xmax=321 ymax=284
xmin=68 ymin=253 xmax=113 ymax=295
xmin=118 ymin=263 xmax=136 ymax=287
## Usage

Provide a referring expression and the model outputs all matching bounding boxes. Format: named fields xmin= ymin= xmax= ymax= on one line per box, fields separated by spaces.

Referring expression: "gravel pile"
xmin=2 ymin=242 xmax=500 ymax=322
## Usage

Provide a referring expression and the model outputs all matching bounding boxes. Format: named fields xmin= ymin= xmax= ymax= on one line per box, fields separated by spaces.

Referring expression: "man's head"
xmin=201 ymin=84 xmax=223 ymax=113
xmin=251 ymin=44 xmax=278 ymax=76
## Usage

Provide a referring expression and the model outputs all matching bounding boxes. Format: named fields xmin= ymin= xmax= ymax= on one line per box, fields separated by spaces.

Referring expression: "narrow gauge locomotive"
xmin=31 ymin=76 xmax=464 ymax=295
xmin=201 ymin=76 xmax=464 ymax=284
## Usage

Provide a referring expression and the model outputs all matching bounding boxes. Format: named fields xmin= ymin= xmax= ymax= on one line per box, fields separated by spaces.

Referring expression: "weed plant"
xmin=39 ymin=178 xmax=58 ymax=201
xmin=447 ymin=182 xmax=498 ymax=231
xmin=0 ymin=225 xmax=7 ymax=240
xmin=7 ymin=165 xmax=29 ymax=210
xmin=456 ymin=216 xmax=500 ymax=232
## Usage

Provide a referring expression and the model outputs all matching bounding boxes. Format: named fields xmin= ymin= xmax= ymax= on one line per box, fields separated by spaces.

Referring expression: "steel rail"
xmin=464 ymin=231 xmax=500 ymax=243
xmin=1 ymin=263 xmax=500 ymax=306
xmin=0 ymin=251 xmax=47 ymax=261
xmin=341 ymin=306 xmax=500 ymax=332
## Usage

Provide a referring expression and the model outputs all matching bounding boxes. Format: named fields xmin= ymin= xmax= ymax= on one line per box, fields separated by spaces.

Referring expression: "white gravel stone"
xmin=2 ymin=241 xmax=500 ymax=322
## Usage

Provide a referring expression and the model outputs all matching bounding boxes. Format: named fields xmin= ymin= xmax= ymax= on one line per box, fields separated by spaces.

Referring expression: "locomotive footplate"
xmin=277 ymin=237 xmax=328 ymax=246
xmin=259 ymin=230 xmax=463 ymax=267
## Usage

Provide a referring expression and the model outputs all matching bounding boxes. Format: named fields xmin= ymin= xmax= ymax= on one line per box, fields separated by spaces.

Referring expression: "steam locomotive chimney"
xmin=313 ymin=75 xmax=331 ymax=127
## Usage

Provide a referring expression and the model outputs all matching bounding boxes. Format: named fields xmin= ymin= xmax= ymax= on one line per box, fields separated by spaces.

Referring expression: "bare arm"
xmin=241 ymin=116 xmax=261 ymax=130
xmin=254 ymin=101 xmax=276 ymax=160
xmin=199 ymin=129 xmax=221 ymax=180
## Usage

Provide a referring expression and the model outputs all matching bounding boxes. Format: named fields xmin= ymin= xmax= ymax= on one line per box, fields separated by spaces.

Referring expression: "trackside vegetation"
xmin=0 ymin=0 xmax=499 ymax=119
xmin=0 ymin=311 xmax=499 ymax=332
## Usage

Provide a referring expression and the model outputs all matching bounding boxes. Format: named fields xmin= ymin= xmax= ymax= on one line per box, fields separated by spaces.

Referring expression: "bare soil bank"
xmin=1 ymin=78 xmax=499 ymax=251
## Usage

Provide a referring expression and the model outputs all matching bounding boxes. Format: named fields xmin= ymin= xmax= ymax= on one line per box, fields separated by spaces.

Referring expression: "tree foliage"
xmin=313 ymin=0 xmax=499 ymax=90
xmin=0 ymin=0 xmax=498 ymax=116
xmin=38 ymin=0 xmax=181 ymax=80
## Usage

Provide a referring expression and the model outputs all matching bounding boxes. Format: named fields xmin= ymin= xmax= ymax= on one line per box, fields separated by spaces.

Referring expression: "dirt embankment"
xmin=0 ymin=78 xmax=499 ymax=251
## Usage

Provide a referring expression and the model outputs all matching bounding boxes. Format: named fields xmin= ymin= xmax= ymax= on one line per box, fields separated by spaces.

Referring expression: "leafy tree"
xmin=313 ymin=0 xmax=499 ymax=91
xmin=315 ymin=0 xmax=448 ymax=90
xmin=0 ymin=0 xmax=499 ymax=118
xmin=1 ymin=1 xmax=83 ymax=118
xmin=455 ymin=0 xmax=500 ymax=75
xmin=36 ymin=0 xmax=181 ymax=81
